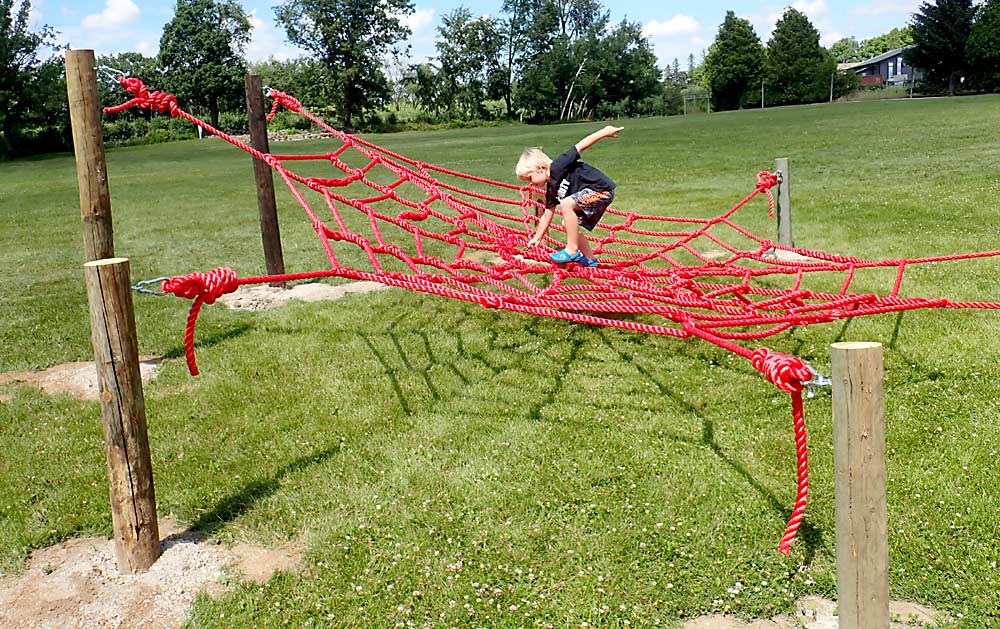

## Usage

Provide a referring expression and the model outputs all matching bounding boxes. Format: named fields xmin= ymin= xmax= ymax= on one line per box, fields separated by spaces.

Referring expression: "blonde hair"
xmin=515 ymin=147 xmax=551 ymax=178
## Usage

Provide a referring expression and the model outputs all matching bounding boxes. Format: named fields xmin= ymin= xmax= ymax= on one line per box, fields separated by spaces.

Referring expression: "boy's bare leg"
xmin=577 ymin=233 xmax=594 ymax=259
xmin=559 ymin=198 xmax=581 ymax=254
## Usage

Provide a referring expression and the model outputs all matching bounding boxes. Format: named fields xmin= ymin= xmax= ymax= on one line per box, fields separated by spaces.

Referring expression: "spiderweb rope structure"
xmin=104 ymin=75 xmax=1000 ymax=554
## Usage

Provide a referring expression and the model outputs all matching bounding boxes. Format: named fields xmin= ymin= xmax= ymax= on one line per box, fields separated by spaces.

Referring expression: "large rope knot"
xmin=161 ymin=267 xmax=239 ymax=304
xmin=750 ymin=347 xmax=811 ymax=394
xmin=121 ymin=77 xmax=179 ymax=116
xmin=756 ymin=171 xmax=778 ymax=218
xmin=267 ymin=89 xmax=302 ymax=114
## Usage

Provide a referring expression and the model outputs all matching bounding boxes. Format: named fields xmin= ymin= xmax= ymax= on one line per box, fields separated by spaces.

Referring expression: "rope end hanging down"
xmin=749 ymin=347 xmax=812 ymax=554
xmin=160 ymin=267 xmax=240 ymax=375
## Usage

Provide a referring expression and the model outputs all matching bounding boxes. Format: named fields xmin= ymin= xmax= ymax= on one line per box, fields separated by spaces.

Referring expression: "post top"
xmin=84 ymin=257 xmax=129 ymax=267
xmin=830 ymin=341 xmax=882 ymax=350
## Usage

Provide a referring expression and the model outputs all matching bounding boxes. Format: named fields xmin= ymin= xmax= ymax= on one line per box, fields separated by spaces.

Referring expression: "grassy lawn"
xmin=2 ymin=95 xmax=999 ymax=627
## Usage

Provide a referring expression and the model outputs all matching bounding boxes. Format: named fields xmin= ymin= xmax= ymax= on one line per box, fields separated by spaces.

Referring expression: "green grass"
xmin=2 ymin=95 xmax=1000 ymax=627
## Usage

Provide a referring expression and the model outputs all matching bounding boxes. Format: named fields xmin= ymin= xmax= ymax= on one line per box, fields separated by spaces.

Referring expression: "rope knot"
xmin=161 ymin=267 xmax=239 ymax=304
xmin=115 ymin=76 xmax=179 ymax=117
xmin=756 ymin=171 xmax=778 ymax=218
xmin=750 ymin=348 xmax=811 ymax=394
xmin=267 ymin=89 xmax=302 ymax=113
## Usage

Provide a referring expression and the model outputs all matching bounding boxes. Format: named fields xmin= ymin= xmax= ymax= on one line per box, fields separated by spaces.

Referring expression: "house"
xmin=839 ymin=46 xmax=923 ymax=86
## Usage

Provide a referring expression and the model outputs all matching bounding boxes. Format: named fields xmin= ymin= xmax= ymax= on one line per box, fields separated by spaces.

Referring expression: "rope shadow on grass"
xmin=191 ymin=442 xmax=343 ymax=535
xmin=600 ymin=329 xmax=825 ymax=564
xmin=162 ymin=321 xmax=253 ymax=362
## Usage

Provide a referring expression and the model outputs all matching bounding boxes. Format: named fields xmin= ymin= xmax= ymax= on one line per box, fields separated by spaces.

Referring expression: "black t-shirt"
xmin=545 ymin=146 xmax=616 ymax=209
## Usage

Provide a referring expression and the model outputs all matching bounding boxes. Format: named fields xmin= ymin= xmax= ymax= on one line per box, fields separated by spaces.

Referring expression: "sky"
xmin=28 ymin=0 xmax=922 ymax=70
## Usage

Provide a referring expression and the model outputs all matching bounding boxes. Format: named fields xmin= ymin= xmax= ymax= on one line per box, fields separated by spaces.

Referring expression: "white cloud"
xmin=405 ymin=7 xmax=436 ymax=35
xmin=246 ymin=9 xmax=303 ymax=62
xmin=643 ymin=15 xmax=700 ymax=39
xmin=82 ymin=0 xmax=140 ymax=31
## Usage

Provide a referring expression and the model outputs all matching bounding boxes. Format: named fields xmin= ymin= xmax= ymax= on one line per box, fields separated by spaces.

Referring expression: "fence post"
xmin=245 ymin=74 xmax=285 ymax=287
xmin=84 ymin=258 xmax=161 ymax=574
xmin=66 ymin=49 xmax=114 ymax=261
xmin=775 ymin=157 xmax=794 ymax=248
xmin=831 ymin=341 xmax=889 ymax=629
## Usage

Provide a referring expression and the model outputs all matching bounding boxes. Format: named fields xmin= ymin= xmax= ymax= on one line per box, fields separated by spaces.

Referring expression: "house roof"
xmin=851 ymin=46 xmax=912 ymax=68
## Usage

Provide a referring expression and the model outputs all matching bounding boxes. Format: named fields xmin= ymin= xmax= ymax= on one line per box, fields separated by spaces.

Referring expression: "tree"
xmin=498 ymin=0 xmax=533 ymax=118
xmin=434 ymin=7 xmax=505 ymax=119
xmin=588 ymin=19 xmax=661 ymax=119
xmin=857 ymin=27 xmax=913 ymax=60
xmin=0 ymin=0 xmax=60 ymax=156
xmin=250 ymin=56 xmax=337 ymax=107
xmin=515 ymin=0 xmax=609 ymax=121
xmin=764 ymin=8 xmax=833 ymax=105
xmin=275 ymin=0 xmax=413 ymax=129
xmin=829 ymin=37 xmax=860 ymax=63
xmin=704 ymin=11 xmax=764 ymax=111
xmin=966 ymin=0 xmax=1000 ymax=91
xmin=905 ymin=0 xmax=975 ymax=95
xmin=159 ymin=0 xmax=251 ymax=129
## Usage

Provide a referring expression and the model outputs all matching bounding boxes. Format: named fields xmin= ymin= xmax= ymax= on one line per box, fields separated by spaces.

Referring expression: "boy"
xmin=516 ymin=125 xmax=623 ymax=267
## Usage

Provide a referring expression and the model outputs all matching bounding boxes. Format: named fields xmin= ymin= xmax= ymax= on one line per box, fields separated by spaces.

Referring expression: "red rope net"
xmin=105 ymin=76 xmax=1000 ymax=554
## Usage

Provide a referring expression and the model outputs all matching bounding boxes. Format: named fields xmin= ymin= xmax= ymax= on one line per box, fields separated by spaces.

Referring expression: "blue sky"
xmin=29 ymin=0 xmax=920 ymax=69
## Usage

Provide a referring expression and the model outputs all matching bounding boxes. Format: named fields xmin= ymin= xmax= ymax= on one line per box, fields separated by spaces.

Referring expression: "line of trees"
xmin=2 ymin=0 xmax=999 ymax=159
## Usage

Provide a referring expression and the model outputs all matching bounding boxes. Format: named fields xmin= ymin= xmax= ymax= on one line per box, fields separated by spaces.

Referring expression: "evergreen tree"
xmin=764 ymin=8 xmax=833 ymax=105
xmin=966 ymin=0 xmax=1000 ymax=91
xmin=275 ymin=0 xmax=414 ymax=129
xmin=704 ymin=11 xmax=764 ymax=111
xmin=905 ymin=0 xmax=975 ymax=95
xmin=159 ymin=0 xmax=251 ymax=129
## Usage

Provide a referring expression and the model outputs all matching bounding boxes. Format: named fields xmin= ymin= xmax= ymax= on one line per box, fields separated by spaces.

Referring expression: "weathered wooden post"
xmin=67 ymin=50 xmax=161 ymax=573
xmin=84 ymin=258 xmax=162 ymax=573
xmin=66 ymin=49 xmax=114 ymax=261
xmin=831 ymin=341 xmax=889 ymax=629
xmin=775 ymin=157 xmax=793 ymax=248
xmin=245 ymin=73 xmax=285 ymax=287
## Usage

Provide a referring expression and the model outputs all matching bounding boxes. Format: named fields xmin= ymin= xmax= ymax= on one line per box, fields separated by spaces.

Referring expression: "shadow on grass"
xmin=601 ymin=329 xmax=824 ymax=564
xmin=162 ymin=321 xmax=253 ymax=361
xmin=192 ymin=442 xmax=343 ymax=535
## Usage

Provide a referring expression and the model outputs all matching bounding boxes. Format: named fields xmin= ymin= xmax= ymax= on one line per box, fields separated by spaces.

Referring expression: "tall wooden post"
xmin=66 ymin=49 xmax=114 ymax=261
xmin=84 ymin=258 xmax=161 ymax=574
xmin=775 ymin=157 xmax=794 ymax=248
xmin=245 ymin=74 xmax=285 ymax=287
xmin=831 ymin=342 xmax=889 ymax=629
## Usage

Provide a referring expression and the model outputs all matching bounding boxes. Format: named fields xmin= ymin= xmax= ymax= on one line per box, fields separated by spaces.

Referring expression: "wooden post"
xmin=66 ymin=49 xmax=114 ymax=261
xmin=775 ymin=157 xmax=794 ymax=248
xmin=831 ymin=341 xmax=889 ymax=629
xmin=84 ymin=258 xmax=161 ymax=574
xmin=245 ymin=74 xmax=285 ymax=287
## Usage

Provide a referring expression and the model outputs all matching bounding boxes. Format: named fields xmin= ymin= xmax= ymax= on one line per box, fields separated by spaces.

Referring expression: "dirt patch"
xmin=0 ymin=359 xmax=162 ymax=402
xmin=0 ymin=517 xmax=301 ymax=629
xmin=683 ymin=595 xmax=947 ymax=628
xmin=216 ymin=280 xmax=388 ymax=311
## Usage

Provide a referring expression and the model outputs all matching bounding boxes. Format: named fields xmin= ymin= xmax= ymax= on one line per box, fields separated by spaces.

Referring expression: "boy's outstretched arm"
xmin=575 ymin=125 xmax=624 ymax=154
xmin=527 ymin=207 xmax=555 ymax=247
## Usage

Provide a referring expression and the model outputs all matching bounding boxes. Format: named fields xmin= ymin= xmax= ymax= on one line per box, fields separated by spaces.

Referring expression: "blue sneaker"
xmin=579 ymin=257 xmax=599 ymax=268
xmin=549 ymin=249 xmax=583 ymax=264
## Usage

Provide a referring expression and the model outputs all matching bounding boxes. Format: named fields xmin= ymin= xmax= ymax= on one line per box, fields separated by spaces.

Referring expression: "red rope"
xmin=105 ymin=77 xmax=1000 ymax=554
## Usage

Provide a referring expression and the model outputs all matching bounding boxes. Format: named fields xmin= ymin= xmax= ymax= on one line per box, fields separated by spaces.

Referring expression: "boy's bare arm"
xmin=527 ymin=208 xmax=555 ymax=247
xmin=575 ymin=125 xmax=624 ymax=154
